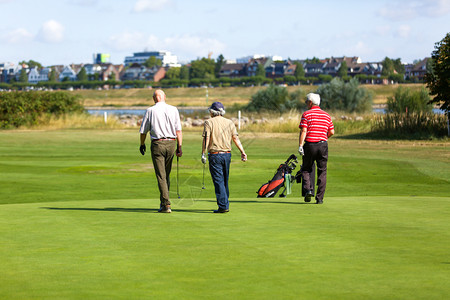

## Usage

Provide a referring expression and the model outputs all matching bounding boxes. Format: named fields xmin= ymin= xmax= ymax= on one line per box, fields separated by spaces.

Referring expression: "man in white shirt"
xmin=139 ymin=89 xmax=182 ymax=213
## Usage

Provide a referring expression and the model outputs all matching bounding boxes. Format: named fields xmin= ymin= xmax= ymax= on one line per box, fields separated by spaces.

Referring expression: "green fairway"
xmin=0 ymin=130 xmax=449 ymax=299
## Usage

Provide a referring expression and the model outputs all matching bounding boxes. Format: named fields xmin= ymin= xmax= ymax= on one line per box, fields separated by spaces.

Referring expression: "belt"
xmin=209 ymin=151 xmax=231 ymax=154
xmin=152 ymin=138 xmax=176 ymax=141
xmin=305 ymin=140 xmax=326 ymax=144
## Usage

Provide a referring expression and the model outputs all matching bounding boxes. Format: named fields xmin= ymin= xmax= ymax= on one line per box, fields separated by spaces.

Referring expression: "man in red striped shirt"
xmin=298 ymin=93 xmax=334 ymax=204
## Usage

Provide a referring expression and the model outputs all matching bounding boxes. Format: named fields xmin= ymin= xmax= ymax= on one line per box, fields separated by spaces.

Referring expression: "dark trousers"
xmin=302 ymin=141 xmax=329 ymax=201
xmin=151 ymin=140 xmax=176 ymax=206
xmin=208 ymin=153 xmax=231 ymax=210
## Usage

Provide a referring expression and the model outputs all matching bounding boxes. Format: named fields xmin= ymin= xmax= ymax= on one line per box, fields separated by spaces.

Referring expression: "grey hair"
xmin=209 ymin=108 xmax=226 ymax=116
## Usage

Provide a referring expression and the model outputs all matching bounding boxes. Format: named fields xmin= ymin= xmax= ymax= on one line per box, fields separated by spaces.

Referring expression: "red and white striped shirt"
xmin=299 ymin=106 xmax=334 ymax=142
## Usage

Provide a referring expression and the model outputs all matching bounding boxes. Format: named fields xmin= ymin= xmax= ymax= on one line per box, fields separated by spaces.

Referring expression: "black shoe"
xmin=158 ymin=205 xmax=172 ymax=213
xmin=316 ymin=199 xmax=323 ymax=204
xmin=304 ymin=191 xmax=313 ymax=203
xmin=213 ymin=208 xmax=229 ymax=213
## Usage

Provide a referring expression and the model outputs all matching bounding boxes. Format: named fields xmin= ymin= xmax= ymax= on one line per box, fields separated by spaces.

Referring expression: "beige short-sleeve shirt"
xmin=202 ymin=116 xmax=238 ymax=153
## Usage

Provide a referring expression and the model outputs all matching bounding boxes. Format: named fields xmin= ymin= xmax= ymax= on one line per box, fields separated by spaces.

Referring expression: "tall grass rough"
xmin=0 ymin=91 xmax=84 ymax=129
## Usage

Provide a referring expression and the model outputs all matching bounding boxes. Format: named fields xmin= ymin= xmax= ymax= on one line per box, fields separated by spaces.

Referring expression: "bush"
xmin=387 ymin=86 xmax=432 ymax=114
xmin=371 ymin=112 xmax=447 ymax=139
xmin=316 ymin=77 xmax=373 ymax=113
xmin=246 ymin=85 xmax=306 ymax=113
xmin=0 ymin=91 xmax=84 ymax=128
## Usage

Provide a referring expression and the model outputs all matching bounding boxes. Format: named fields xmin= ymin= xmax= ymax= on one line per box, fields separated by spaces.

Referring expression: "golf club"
xmin=177 ymin=156 xmax=180 ymax=198
xmin=202 ymin=162 xmax=206 ymax=189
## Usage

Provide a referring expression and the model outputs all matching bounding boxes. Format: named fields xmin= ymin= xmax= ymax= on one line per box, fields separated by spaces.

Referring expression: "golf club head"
xmin=285 ymin=154 xmax=297 ymax=164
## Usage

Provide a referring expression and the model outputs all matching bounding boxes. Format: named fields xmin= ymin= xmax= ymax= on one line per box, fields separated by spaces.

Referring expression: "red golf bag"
xmin=257 ymin=154 xmax=298 ymax=198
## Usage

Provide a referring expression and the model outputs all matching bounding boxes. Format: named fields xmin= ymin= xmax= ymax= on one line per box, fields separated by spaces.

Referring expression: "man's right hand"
xmin=140 ymin=144 xmax=146 ymax=155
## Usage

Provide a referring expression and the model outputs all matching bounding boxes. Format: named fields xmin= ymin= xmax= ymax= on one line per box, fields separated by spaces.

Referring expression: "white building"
xmin=124 ymin=51 xmax=180 ymax=67
xmin=27 ymin=67 xmax=50 ymax=84
xmin=59 ymin=65 xmax=77 ymax=81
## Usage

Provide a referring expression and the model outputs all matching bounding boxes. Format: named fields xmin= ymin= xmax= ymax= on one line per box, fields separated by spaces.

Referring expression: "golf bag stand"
xmin=295 ymin=162 xmax=316 ymax=197
xmin=257 ymin=154 xmax=298 ymax=198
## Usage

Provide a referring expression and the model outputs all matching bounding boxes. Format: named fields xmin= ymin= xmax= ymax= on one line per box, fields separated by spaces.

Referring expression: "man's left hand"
xmin=140 ymin=144 xmax=146 ymax=155
xmin=241 ymin=152 xmax=247 ymax=162
xmin=298 ymin=146 xmax=304 ymax=156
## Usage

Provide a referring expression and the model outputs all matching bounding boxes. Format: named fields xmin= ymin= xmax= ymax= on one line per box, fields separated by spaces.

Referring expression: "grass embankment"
xmin=0 ymin=130 xmax=449 ymax=299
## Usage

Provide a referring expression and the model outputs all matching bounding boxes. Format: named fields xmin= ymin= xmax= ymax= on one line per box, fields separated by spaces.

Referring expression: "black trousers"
xmin=301 ymin=141 xmax=329 ymax=201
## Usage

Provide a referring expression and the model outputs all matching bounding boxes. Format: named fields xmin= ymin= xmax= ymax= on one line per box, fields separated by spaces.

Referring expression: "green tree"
xmin=166 ymin=67 xmax=181 ymax=80
xmin=215 ymin=54 xmax=225 ymax=77
xmin=180 ymin=65 xmax=189 ymax=80
xmin=190 ymin=58 xmax=215 ymax=79
xmin=48 ymin=68 xmax=57 ymax=82
xmin=144 ymin=56 xmax=162 ymax=68
xmin=316 ymin=77 xmax=373 ymax=113
xmin=19 ymin=69 xmax=28 ymax=83
xmin=382 ymin=57 xmax=405 ymax=77
xmin=392 ymin=58 xmax=405 ymax=75
xmin=77 ymin=67 xmax=88 ymax=81
xmin=294 ymin=62 xmax=305 ymax=78
xmin=256 ymin=64 xmax=266 ymax=77
xmin=19 ymin=60 xmax=43 ymax=70
xmin=337 ymin=61 xmax=348 ymax=78
xmin=382 ymin=57 xmax=395 ymax=76
xmin=305 ymin=57 xmax=321 ymax=64
xmin=426 ymin=32 xmax=450 ymax=111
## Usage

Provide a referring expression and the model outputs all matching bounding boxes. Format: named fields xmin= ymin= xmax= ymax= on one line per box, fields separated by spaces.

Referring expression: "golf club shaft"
xmin=177 ymin=156 xmax=180 ymax=198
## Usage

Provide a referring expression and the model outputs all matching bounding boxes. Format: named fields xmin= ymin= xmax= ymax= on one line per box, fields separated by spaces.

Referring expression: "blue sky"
xmin=1 ymin=0 xmax=449 ymax=66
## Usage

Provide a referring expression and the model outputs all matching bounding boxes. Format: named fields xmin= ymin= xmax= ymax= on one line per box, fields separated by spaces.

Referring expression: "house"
xmin=100 ymin=64 xmax=124 ymax=81
xmin=120 ymin=63 xmax=165 ymax=82
xmin=265 ymin=60 xmax=294 ymax=78
xmin=322 ymin=61 xmax=340 ymax=76
xmin=407 ymin=58 xmax=430 ymax=80
xmin=0 ymin=62 xmax=15 ymax=83
xmin=304 ymin=63 xmax=325 ymax=77
xmin=219 ymin=63 xmax=246 ymax=78
xmin=245 ymin=57 xmax=271 ymax=77
xmin=59 ymin=65 xmax=77 ymax=81
xmin=27 ymin=67 xmax=50 ymax=84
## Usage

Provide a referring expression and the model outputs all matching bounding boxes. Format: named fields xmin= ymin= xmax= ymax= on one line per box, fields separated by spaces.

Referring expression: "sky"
xmin=1 ymin=0 xmax=449 ymax=66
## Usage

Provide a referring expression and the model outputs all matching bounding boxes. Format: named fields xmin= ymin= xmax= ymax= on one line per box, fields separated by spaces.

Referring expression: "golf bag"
xmin=295 ymin=162 xmax=316 ymax=197
xmin=257 ymin=154 xmax=298 ymax=198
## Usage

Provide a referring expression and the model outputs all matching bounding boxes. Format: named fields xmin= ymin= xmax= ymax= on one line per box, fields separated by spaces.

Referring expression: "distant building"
xmin=28 ymin=67 xmax=50 ymax=84
xmin=59 ymin=65 xmax=77 ymax=81
xmin=0 ymin=62 xmax=15 ymax=83
xmin=93 ymin=53 xmax=111 ymax=64
xmin=121 ymin=63 xmax=166 ymax=82
xmin=124 ymin=51 xmax=180 ymax=67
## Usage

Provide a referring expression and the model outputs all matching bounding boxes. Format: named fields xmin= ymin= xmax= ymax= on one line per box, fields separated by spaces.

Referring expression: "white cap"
xmin=306 ymin=93 xmax=320 ymax=106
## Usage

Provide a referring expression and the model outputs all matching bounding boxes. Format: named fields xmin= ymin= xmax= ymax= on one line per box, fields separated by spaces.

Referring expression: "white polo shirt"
xmin=139 ymin=102 xmax=182 ymax=140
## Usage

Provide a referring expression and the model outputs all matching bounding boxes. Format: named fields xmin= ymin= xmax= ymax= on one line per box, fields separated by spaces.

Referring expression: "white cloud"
xmin=2 ymin=28 xmax=34 ymax=44
xmin=133 ymin=0 xmax=173 ymax=13
xmin=108 ymin=31 xmax=147 ymax=51
xmin=378 ymin=0 xmax=450 ymax=21
xmin=163 ymin=34 xmax=226 ymax=58
xmin=37 ymin=20 xmax=65 ymax=43
xmin=107 ymin=31 xmax=225 ymax=59
xmin=395 ymin=24 xmax=411 ymax=38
